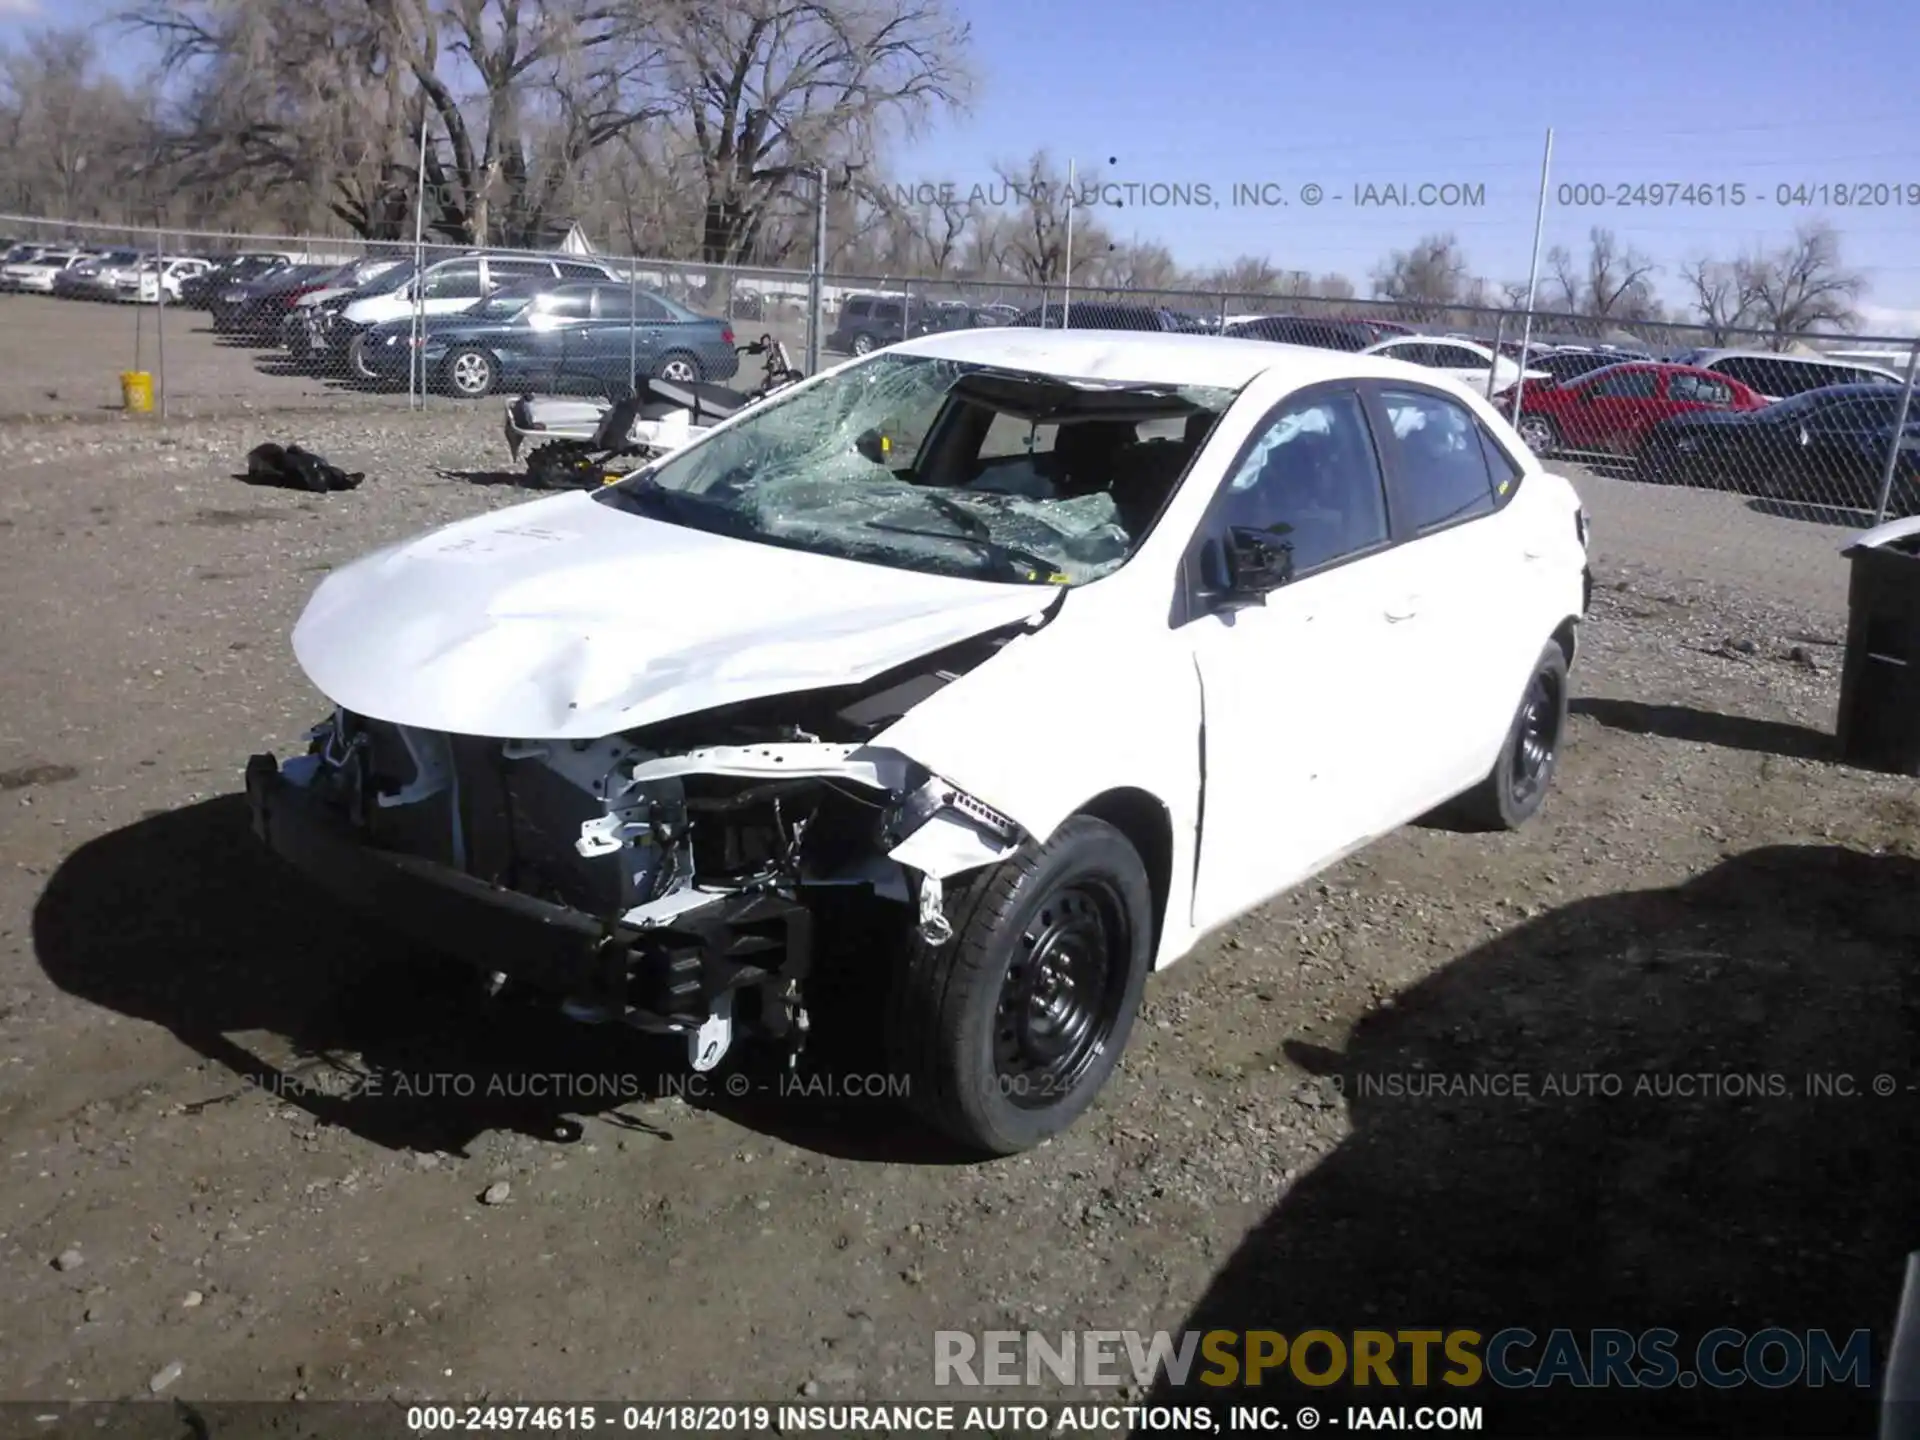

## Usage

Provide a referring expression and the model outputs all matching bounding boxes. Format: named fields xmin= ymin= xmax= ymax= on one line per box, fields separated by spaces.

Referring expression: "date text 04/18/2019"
xmin=1556 ymin=181 xmax=1920 ymax=207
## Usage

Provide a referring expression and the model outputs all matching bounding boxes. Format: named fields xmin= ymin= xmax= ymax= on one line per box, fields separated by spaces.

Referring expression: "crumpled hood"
xmin=292 ymin=490 xmax=1061 ymax=740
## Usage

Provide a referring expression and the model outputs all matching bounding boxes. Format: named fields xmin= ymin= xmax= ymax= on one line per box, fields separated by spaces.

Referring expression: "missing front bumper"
xmin=244 ymin=753 xmax=812 ymax=1033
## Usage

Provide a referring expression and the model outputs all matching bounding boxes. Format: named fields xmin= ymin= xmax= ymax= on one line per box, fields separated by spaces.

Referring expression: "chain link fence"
xmin=3 ymin=213 xmax=1917 ymax=524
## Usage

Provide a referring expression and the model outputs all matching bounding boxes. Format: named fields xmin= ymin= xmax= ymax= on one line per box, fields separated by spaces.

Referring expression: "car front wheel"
xmin=885 ymin=816 xmax=1153 ymax=1156
xmin=1515 ymin=414 xmax=1559 ymax=455
xmin=850 ymin=332 xmax=876 ymax=356
xmin=1456 ymin=641 xmax=1569 ymax=831
xmin=443 ymin=346 xmax=498 ymax=398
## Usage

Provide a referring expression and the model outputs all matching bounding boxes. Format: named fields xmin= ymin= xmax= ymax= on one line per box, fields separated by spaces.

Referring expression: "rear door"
xmin=1363 ymin=383 xmax=1539 ymax=801
xmin=571 ymin=286 xmax=670 ymax=389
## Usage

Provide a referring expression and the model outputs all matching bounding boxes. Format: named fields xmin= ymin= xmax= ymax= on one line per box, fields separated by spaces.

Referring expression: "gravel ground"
xmin=0 ymin=408 xmax=1914 ymax=1437
xmin=0 ymin=294 xmax=814 ymax=421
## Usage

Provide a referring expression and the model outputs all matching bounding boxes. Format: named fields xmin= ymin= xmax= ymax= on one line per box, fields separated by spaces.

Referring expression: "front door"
xmin=1184 ymin=384 xmax=1421 ymax=932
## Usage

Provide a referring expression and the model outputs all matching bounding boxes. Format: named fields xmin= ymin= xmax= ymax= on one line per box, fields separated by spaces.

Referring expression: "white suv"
xmin=1687 ymin=349 xmax=1903 ymax=402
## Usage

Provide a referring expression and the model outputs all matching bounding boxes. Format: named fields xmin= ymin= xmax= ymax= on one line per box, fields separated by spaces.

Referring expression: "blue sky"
xmin=10 ymin=0 xmax=1920 ymax=328
xmin=899 ymin=0 xmax=1920 ymax=329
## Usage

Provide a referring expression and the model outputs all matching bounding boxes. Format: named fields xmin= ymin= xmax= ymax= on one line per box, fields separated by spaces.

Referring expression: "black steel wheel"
xmin=992 ymin=880 xmax=1130 ymax=1109
xmin=886 ymin=815 xmax=1153 ymax=1155
xmin=1456 ymin=640 xmax=1570 ymax=831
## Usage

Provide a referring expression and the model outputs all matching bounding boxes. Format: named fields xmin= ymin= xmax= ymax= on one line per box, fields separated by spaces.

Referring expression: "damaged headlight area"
xmin=245 ymin=681 xmax=1023 ymax=1074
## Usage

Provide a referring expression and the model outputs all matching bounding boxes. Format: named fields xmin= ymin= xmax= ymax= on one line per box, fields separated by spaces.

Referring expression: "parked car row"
xmin=859 ymin=300 xmax=1919 ymax=513
xmin=185 ymin=246 xmax=741 ymax=398
xmin=0 ymin=242 xmax=221 ymax=303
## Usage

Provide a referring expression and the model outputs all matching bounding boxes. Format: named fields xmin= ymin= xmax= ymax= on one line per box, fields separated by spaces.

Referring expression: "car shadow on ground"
xmin=1571 ymin=697 xmax=1835 ymax=761
xmin=31 ymin=794 xmax=965 ymax=1165
xmin=1146 ymin=843 xmax=1920 ymax=1436
xmin=1747 ymin=497 xmax=1880 ymax=529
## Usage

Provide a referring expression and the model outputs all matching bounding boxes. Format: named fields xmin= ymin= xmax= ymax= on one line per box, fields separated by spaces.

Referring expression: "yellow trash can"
xmin=120 ymin=371 xmax=153 ymax=414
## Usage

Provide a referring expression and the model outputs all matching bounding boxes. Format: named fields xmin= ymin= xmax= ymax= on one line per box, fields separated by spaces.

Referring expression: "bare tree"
xmin=1371 ymin=232 xmax=1469 ymax=318
xmin=1098 ymin=239 xmax=1178 ymax=292
xmin=990 ymin=149 xmax=1111 ymax=285
xmin=1680 ymin=257 xmax=1755 ymax=344
xmin=1742 ymin=222 xmax=1865 ymax=346
xmin=661 ymin=0 xmax=971 ymax=265
xmin=0 ymin=29 xmax=154 ymax=221
xmin=895 ymin=188 xmax=972 ymax=277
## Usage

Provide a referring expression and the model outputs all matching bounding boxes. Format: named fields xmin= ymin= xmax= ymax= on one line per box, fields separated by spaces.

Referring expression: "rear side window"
xmin=1589 ymin=369 xmax=1658 ymax=398
xmin=1669 ymin=373 xmax=1733 ymax=405
xmin=1377 ymin=389 xmax=1500 ymax=532
xmin=1709 ymin=357 xmax=1765 ymax=390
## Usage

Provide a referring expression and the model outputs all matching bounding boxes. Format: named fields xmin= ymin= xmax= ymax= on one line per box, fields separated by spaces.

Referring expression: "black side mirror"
xmin=1225 ymin=525 xmax=1294 ymax=597
xmin=855 ymin=428 xmax=892 ymax=464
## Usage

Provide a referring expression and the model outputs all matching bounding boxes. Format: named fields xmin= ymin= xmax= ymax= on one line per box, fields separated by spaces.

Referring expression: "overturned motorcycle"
xmin=504 ymin=335 xmax=805 ymax=489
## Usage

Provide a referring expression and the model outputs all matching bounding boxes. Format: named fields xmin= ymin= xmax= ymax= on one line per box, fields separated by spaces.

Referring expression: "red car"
xmin=1500 ymin=362 xmax=1769 ymax=458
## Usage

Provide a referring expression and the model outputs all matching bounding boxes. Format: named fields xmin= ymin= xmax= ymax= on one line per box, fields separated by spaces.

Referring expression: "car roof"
xmin=890 ymin=328 xmax=1427 ymax=390
xmin=1694 ymin=348 xmax=1890 ymax=368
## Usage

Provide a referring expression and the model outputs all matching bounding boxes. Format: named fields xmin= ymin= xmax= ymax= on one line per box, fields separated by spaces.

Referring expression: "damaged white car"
xmin=246 ymin=330 xmax=1591 ymax=1155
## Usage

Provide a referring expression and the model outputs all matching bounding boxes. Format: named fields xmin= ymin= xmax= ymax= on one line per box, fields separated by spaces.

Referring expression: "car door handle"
xmin=1385 ymin=596 xmax=1420 ymax=621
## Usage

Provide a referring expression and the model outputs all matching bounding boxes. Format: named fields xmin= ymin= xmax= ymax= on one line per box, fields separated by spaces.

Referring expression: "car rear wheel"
xmin=650 ymin=352 xmax=702 ymax=383
xmin=1454 ymin=641 xmax=1569 ymax=832
xmin=443 ymin=346 xmax=498 ymax=398
xmin=884 ymin=816 xmax=1153 ymax=1156
xmin=1515 ymin=414 xmax=1559 ymax=455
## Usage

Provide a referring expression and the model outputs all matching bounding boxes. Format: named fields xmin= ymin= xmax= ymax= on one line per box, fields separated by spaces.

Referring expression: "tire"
xmin=443 ymin=346 xmax=498 ymax=398
xmin=850 ymin=332 xmax=876 ymax=356
xmin=651 ymin=351 xmax=702 ymax=383
xmin=1455 ymin=641 xmax=1570 ymax=832
xmin=1515 ymin=414 xmax=1559 ymax=455
xmin=884 ymin=815 xmax=1153 ymax=1156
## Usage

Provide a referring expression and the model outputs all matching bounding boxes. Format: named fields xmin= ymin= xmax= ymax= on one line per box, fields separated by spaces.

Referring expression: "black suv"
xmin=1012 ymin=301 xmax=1182 ymax=332
xmin=827 ymin=293 xmax=912 ymax=355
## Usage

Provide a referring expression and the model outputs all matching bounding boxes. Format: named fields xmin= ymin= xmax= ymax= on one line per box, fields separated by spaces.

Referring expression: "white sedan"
xmin=0 ymin=250 xmax=87 ymax=293
xmin=1362 ymin=335 xmax=1548 ymax=396
xmin=245 ymin=330 xmax=1591 ymax=1155
xmin=124 ymin=256 xmax=214 ymax=303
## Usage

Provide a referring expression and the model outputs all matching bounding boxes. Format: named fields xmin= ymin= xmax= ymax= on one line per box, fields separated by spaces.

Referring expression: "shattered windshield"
xmin=595 ymin=353 xmax=1237 ymax=586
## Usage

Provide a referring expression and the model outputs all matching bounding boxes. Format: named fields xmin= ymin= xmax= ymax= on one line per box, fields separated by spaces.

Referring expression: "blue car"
xmin=356 ymin=280 xmax=740 ymax=397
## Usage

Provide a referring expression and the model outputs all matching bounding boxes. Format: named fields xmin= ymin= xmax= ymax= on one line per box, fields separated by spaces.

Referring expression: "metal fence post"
xmin=1510 ymin=127 xmax=1555 ymax=425
xmin=1872 ymin=339 xmax=1920 ymax=524
xmin=1486 ymin=311 xmax=1507 ymax=401
xmin=807 ymin=167 xmax=826 ymax=375
xmin=628 ymin=253 xmax=638 ymax=394
xmin=154 ymin=225 xmax=168 ymax=419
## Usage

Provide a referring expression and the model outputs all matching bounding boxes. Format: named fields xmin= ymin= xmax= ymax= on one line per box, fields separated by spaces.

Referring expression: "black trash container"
xmin=1837 ymin=520 xmax=1920 ymax=773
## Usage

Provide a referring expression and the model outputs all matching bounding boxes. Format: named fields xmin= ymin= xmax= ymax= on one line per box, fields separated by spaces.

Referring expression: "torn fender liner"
xmin=292 ymin=490 xmax=1062 ymax=740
